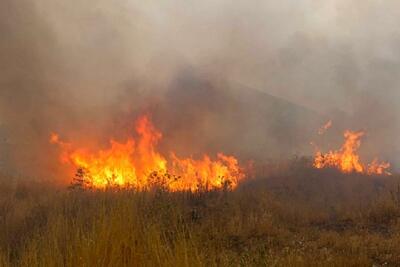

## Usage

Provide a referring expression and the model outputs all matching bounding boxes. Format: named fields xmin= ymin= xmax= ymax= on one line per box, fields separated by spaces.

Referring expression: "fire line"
xmin=51 ymin=115 xmax=246 ymax=191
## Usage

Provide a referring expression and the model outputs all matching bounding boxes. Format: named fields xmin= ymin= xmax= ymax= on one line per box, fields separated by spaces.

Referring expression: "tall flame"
xmin=314 ymin=130 xmax=391 ymax=175
xmin=51 ymin=115 xmax=245 ymax=191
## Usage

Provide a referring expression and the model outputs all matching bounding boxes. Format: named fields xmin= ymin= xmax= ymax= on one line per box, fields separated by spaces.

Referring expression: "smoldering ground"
xmin=0 ymin=0 xmax=399 ymax=181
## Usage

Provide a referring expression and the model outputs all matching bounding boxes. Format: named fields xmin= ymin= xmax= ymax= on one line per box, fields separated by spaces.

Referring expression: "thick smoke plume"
xmin=0 ymin=0 xmax=399 ymax=180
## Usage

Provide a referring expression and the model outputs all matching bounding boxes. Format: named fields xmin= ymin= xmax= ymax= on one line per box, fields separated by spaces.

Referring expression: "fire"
xmin=51 ymin=115 xmax=245 ymax=191
xmin=314 ymin=130 xmax=391 ymax=175
xmin=318 ymin=120 xmax=332 ymax=135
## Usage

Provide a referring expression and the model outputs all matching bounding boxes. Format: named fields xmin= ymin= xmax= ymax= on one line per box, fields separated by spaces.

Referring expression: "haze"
xmin=1 ymin=0 xmax=399 ymax=178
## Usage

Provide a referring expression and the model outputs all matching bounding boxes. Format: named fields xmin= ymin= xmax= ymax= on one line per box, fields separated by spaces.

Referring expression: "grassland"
xmin=0 ymin=159 xmax=400 ymax=267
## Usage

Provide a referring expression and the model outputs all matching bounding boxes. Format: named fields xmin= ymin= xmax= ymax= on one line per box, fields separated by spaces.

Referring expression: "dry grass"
xmin=0 ymin=160 xmax=400 ymax=267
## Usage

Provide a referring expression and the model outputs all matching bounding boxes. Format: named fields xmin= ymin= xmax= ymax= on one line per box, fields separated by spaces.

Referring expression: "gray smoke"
xmin=0 ymin=0 xmax=399 ymax=179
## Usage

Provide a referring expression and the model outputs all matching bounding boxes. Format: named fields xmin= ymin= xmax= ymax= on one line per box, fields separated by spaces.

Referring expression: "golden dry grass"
xmin=0 ymin=160 xmax=399 ymax=266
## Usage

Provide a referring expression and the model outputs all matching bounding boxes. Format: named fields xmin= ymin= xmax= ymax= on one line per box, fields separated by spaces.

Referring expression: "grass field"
xmin=0 ymin=159 xmax=399 ymax=266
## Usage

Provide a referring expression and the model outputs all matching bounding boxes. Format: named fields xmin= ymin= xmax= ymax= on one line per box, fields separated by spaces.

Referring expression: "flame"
xmin=318 ymin=120 xmax=332 ymax=135
xmin=367 ymin=159 xmax=391 ymax=176
xmin=314 ymin=130 xmax=391 ymax=175
xmin=51 ymin=115 xmax=245 ymax=191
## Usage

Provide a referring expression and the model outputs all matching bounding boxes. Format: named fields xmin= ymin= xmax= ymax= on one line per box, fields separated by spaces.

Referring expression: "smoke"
xmin=0 ymin=0 xmax=399 ymax=179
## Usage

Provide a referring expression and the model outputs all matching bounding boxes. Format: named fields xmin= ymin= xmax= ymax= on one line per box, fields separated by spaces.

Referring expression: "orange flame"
xmin=318 ymin=120 xmax=332 ymax=135
xmin=314 ymin=130 xmax=391 ymax=175
xmin=51 ymin=115 xmax=245 ymax=191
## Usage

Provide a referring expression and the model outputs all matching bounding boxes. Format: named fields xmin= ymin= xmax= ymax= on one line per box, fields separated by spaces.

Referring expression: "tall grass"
xmin=0 ymin=161 xmax=399 ymax=266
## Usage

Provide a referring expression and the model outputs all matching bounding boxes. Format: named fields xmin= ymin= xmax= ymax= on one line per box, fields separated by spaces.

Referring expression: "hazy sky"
xmin=27 ymin=0 xmax=400 ymax=112
xmin=1 ymin=0 xmax=399 ymax=174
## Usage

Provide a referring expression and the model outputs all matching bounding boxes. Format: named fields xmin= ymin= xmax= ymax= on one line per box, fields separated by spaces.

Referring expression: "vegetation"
xmin=0 ymin=159 xmax=399 ymax=266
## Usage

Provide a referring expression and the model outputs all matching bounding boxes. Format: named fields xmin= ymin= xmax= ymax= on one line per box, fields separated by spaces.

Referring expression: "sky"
xmin=0 ymin=0 xmax=399 ymax=175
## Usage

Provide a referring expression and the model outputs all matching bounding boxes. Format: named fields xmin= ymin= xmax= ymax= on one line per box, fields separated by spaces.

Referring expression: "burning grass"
xmin=51 ymin=115 xmax=245 ymax=191
xmin=0 ymin=161 xmax=400 ymax=267
xmin=313 ymin=129 xmax=391 ymax=175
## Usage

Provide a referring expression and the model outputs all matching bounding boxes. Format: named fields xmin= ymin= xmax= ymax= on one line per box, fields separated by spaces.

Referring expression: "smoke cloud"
xmin=0 ymin=0 xmax=399 ymax=179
